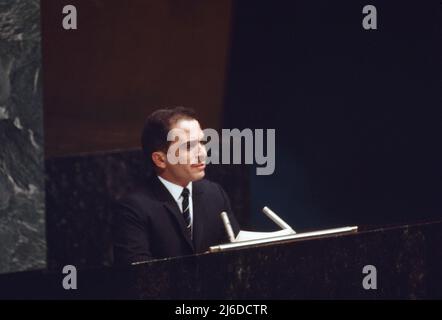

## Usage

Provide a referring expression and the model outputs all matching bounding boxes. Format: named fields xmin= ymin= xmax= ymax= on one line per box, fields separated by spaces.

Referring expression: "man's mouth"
xmin=191 ymin=163 xmax=206 ymax=169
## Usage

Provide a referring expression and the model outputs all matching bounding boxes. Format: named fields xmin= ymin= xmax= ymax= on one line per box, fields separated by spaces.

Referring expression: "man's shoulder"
xmin=115 ymin=177 xmax=225 ymax=207
xmin=193 ymin=178 xmax=223 ymax=194
xmin=122 ymin=184 xmax=154 ymax=199
xmin=115 ymin=185 xmax=157 ymax=209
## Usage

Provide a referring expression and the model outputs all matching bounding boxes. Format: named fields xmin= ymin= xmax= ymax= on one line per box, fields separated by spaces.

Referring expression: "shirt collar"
xmin=157 ymin=175 xmax=192 ymax=201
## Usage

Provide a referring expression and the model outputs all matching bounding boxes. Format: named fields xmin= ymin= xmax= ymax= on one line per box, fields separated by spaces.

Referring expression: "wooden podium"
xmin=0 ymin=220 xmax=441 ymax=299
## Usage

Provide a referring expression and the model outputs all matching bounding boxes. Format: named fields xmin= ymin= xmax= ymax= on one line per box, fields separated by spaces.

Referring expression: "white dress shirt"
xmin=157 ymin=176 xmax=193 ymax=236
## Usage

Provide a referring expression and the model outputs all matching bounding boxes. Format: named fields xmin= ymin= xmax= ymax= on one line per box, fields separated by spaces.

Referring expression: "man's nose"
xmin=198 ymin=143 xmax=207 ymax=162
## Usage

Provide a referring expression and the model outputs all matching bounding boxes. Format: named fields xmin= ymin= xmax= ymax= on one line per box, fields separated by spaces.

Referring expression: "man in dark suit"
xmin=112 ymin=107 xmax=240 ymax=265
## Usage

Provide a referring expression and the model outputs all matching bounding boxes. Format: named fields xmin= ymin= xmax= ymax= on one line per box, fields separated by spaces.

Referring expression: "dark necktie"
xmin=181 ymin=187 xmax=191 ymax=236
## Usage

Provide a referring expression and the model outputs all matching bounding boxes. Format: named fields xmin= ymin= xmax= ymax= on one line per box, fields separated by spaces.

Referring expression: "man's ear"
xmin=152 ymin=151 xmax=167 ymax=169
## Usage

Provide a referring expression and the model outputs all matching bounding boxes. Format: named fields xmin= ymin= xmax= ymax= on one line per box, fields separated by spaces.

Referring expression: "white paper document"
xmin=234 ymin=228 xmax=295 ymax=242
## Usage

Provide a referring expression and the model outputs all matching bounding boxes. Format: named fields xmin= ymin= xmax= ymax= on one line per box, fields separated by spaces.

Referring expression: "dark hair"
xmin=141 ymin=106 xmax=196 ymax=170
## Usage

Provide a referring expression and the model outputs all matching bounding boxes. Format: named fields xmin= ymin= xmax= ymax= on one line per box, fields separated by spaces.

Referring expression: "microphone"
xmin=262 ymin=206 xmax=296 ymax=233
xmin=220 ymin=211 xmax=236 ymax=242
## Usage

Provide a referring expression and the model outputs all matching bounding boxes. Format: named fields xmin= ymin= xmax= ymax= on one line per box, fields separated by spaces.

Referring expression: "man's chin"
xmin=191 ymin=170 xmax=205 ymax=181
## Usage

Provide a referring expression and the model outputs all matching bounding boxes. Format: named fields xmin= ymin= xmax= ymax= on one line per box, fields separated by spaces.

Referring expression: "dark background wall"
xmin=41 ymin=0 xmax=233 ymax=157
xmin=224 ymin=0 xmax=442 ymax=231
xmin=39 ymin=0 xmax=442 ymax=270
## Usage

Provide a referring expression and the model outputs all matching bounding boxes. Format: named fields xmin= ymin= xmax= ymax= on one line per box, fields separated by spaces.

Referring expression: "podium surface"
xmin=1 ymin=220 xmax=441 ymax=299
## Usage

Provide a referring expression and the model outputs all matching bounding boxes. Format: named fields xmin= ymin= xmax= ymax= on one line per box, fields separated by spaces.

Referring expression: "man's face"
xmin=159 ymin=118 xmax=207 ymax=186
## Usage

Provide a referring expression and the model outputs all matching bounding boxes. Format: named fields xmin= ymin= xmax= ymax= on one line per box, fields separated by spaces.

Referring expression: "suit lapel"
xmin=163 ymin=202 xmax=194 ymax=250
xmin=149 ymin=176 xmax=194 ymax=251
xmin=191 ymin=181 xmax=206 ymax=251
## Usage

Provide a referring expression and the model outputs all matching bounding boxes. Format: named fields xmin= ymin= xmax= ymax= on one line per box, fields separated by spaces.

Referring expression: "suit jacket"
xmin=112 ymin=175 xmax=240 ymax=265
